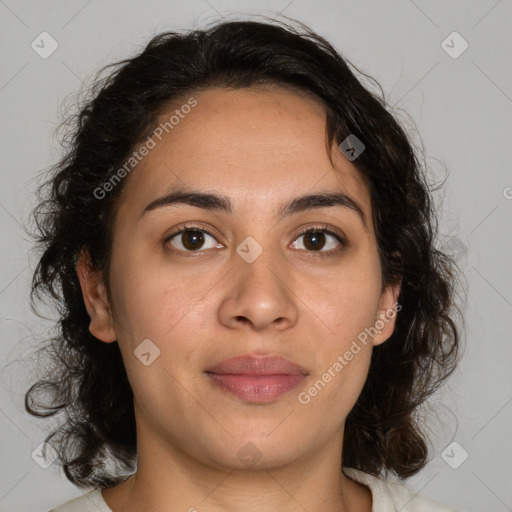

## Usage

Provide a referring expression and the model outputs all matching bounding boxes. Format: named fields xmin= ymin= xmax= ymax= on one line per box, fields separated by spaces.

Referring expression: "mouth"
xmin=204 ymin=354 xmax=308 ymax=403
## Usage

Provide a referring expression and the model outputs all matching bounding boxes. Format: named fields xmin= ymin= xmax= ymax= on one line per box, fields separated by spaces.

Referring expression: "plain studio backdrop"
xmin=0 ymin=1 xmax=511 ymax=511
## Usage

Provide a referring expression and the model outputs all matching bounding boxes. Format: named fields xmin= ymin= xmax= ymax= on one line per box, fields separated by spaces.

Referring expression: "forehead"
xmin=118 ymin=86 xmax=372 ymax=224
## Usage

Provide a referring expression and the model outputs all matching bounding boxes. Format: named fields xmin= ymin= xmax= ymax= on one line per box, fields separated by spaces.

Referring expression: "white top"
xmin=49 ymin=467 xmax=462 ymax=511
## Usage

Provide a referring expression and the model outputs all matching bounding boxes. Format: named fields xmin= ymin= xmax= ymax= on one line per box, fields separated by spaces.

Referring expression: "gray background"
xmin=1 ymin=1 xmax=511 ymax=511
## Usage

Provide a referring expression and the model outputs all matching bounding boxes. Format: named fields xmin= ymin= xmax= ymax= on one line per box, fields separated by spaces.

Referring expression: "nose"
xmin=217 ymin=250 xmax=299 ymax=332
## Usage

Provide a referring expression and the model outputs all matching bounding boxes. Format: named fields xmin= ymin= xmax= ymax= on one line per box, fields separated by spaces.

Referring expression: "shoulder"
xmin=343 ymin=467 xmax=462 ymax=512
xmin=49 ymin=489 xmax=112 ymax=512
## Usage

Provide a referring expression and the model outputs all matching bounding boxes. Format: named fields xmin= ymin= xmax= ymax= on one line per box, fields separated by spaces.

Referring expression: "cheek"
xmin=109 ymin=246 xmax=216 ymax=342
xmin=108 ymin=257 xmax=208 ymax=416
xmin=298 ymin=251 xmax=381 ymax=407
xmin=308 ymin=255 xmax=382 ymax=344
xmin=108 ymin=253 xmax=222 ymax=407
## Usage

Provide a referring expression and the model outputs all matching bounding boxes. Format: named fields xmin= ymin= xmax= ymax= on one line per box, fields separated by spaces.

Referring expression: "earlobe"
xmin=76 ymin=250 xmax=117 ymax=343
xmin=373 ymin=279 xmax=402 ymax=346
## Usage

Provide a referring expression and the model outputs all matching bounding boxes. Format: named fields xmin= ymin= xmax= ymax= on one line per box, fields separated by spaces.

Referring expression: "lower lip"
xmin=205 ymin=373 xmax=306 ymax=403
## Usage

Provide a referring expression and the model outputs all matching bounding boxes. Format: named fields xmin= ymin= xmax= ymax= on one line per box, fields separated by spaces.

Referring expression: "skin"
xmin=77 ymin=86 xmax=401 ymax=512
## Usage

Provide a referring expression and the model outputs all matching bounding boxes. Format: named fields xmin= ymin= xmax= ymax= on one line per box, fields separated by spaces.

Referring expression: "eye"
xmin=291 ymin=226 xmax=346 ymax=255
xmin=166 ymin=226 xmax=221 ymax=252
xmin=164 ymin=224 xmax=346 ymax=256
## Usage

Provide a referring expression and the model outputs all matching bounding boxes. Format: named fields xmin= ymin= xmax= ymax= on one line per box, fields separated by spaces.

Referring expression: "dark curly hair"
xmin=25 ymin=16 xmax=463 ymax=489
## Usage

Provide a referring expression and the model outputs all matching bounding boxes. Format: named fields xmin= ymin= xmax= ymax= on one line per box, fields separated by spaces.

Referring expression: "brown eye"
xmin=167 ymin=228 xmax=219 ymax=252
xmin=302 ymin=231 xmax=327 ymax=251
xmin=292 ymin=228 xmax=345 ymax=254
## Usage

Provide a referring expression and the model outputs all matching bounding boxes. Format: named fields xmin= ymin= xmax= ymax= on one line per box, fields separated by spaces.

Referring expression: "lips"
xmin=205 ymin=354 xmax=309 ymax=376
xmin=204 ymin=355 xmax=308 ymax=403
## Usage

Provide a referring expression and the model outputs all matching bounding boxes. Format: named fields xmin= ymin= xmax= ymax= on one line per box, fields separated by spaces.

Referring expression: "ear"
xmin=372 ymin=278 xmax=402 ymax=347
xmin=76 ymin=249 xmax=117 ymax=343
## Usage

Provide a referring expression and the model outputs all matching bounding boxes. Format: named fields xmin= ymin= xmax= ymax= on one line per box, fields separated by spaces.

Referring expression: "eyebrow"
xmin=141 ymin=187 xmax=367 ymax=228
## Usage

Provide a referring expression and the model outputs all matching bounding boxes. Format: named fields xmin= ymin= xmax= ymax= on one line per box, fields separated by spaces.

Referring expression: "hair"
xmin=25 ymin=16 xmax=463 ymax=489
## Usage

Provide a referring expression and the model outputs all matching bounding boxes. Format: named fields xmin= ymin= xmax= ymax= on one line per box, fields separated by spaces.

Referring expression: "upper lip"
xmin=205 ymin=354 xmax=309 ymax=376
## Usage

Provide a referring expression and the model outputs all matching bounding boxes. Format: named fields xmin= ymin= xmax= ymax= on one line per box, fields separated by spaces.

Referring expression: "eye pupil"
xmin=304 ymin=232 xmax=326 ymax=251
xmin=182 ymin=230 xmax=204 ymax=250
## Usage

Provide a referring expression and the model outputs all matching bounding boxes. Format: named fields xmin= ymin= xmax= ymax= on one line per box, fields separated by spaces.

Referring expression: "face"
xmin=78 ymin=86 xmax=400 ymax=472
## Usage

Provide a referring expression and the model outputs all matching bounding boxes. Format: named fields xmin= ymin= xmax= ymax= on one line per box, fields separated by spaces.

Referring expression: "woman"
xmin=26 ymin=17 xmax=463 ymax=512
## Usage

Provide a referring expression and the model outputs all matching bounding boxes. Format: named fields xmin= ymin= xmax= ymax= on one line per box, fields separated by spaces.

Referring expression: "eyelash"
xmin=164 ymin=224 xmax=347 ymax=258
